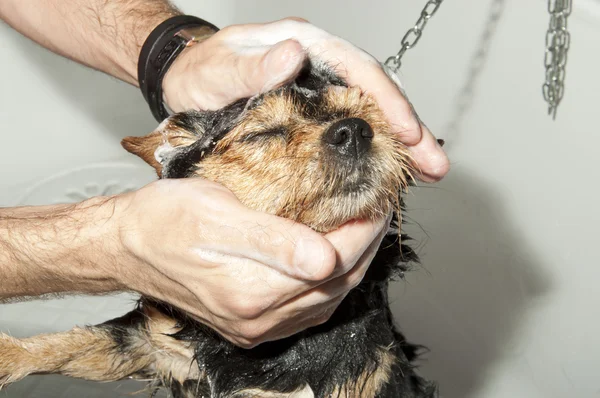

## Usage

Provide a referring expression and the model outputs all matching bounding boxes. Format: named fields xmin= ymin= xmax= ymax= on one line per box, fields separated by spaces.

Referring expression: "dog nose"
xmin=322 ymin=118 xmax=373 ymax=159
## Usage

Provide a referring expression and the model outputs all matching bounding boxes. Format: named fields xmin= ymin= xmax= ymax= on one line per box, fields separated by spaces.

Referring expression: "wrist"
xmin=118 ymin=10 xmax=183 ymax=86
xmin=55 ymin=196 xmax=126 ymax=294
xmin=80 ymin=1 xmax=183 ymax=86
xmin=137 ymin=15 xmax=218 ymax=121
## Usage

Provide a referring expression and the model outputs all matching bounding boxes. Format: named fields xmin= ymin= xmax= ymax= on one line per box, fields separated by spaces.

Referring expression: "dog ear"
xmin=121 ymin=117 xmax=198 ymax=177
xmin=123 ymin=99 xmax=251 ymax=178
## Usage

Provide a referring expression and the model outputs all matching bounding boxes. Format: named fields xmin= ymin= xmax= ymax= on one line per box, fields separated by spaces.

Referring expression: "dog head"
xmin=122 ymin=62 xmax=415 ymax=232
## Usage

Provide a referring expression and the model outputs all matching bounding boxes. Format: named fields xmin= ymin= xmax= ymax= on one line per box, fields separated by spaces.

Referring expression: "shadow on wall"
xmin=443 ymin=0 xmax=506 ymax=152
xmin=390 ymin=168 xmax=553 ymax=398
xmin=9 ymin=28 xmax=157 ymax=140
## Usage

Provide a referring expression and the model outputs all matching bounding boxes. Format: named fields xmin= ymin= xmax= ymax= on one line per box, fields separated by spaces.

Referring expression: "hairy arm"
xmin=0 ymin=199 xmax=123 ymax=301
xmin=0 ymin=179 xmax=382 ymax=347
xmin=0 ymin=0 xmax=181 ymax=85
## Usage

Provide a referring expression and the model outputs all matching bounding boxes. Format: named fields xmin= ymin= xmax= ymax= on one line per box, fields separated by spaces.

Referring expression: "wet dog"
xmin=0 ymin=61 xmax=436 ymax=397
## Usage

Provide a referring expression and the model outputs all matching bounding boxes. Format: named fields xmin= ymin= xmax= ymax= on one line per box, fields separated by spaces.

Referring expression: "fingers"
xmin=165 ymin=179 xmax=336 ymax=282
xmin=186 ymin=211 xmax=391 ymax=347
xmin=285 ymin=216 xmax=390 ymax=309
xmin=323 ymin=216 xmax=389 ymax=277
xmin=256 ymin=39 xmax=306 ymax=93
xmin=211 ymin=206 xmax=337 ymax=282
xmin=225 ymin=221 xmax=390 ymax=348
xmin=407 ymin=122 xmax=450 ymax=182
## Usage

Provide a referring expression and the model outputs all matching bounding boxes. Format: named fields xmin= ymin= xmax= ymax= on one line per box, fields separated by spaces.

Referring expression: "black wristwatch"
xmin=138 ymin=15 xmax=219 ymax=122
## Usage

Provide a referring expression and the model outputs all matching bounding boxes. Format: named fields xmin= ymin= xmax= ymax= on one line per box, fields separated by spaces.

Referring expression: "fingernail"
xmin=293 ymin=237 xmax=326 ymax=278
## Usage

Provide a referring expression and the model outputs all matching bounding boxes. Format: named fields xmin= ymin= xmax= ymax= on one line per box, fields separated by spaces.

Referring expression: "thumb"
xmin=226 ymin=207 xmax=337 ymax=281
xmin=247 ymin=39 xmax=307 ymax=94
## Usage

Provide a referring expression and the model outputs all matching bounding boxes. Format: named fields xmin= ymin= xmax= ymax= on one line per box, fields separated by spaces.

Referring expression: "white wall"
xmin=1 ymin=0 xmax=599 ymax=397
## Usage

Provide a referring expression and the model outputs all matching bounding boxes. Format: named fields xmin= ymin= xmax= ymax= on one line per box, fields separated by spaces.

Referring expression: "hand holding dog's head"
xmin=123 ymin=62 xmax=415 ymax=232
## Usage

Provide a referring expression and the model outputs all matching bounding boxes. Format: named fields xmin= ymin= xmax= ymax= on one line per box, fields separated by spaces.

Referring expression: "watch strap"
xmin=138 ymin=15 xmax=218 ymax=122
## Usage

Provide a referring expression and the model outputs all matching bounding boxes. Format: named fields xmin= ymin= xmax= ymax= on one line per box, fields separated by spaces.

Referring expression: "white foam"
xmin=154 ymin=141 xmax=176 ymax=165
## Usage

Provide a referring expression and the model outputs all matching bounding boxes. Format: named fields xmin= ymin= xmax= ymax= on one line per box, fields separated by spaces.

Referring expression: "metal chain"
xmin=384 ymin=0 xmax=444 ymax=72
xmin=385 ymin=0 xmax=571 ymax=120
xmin=543 ymin=0 xmax=572 ymax=119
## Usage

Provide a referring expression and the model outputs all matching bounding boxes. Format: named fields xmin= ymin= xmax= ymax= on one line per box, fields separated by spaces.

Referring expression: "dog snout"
xmin=322 ymin=118 xmax=373 ymax=159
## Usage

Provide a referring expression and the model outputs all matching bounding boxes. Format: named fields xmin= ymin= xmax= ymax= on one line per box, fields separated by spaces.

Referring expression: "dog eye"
xmin=242 ymin=127 xmax=287 ymax=143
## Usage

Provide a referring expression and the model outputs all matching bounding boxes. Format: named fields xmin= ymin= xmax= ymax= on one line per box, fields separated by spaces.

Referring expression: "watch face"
xmin=176 ymin=25 xmax=216 ymax=45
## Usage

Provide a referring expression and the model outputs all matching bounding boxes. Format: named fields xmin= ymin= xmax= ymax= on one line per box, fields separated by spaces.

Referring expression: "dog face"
xmin=122 ymin=62 xmax=415 ymax=232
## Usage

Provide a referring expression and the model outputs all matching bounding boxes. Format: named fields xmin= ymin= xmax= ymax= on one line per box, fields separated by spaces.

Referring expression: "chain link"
xmin=543 ymin=0 xmax=571 ymax=119
xmin=386 ymin=0 xmax=570 ymax=120
xmin=384 ymin=0 xmax=444 ymax=72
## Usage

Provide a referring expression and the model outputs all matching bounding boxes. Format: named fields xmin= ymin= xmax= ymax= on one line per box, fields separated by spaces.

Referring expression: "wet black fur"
xmin=155 ymin=217 xmax=436 ymax=398
xmin=113 ymin=61 xmax=437 ymax=397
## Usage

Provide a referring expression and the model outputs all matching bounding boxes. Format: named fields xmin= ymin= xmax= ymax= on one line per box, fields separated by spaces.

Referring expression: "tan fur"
xmin=120 ymin=86 xmax=415 ymax=232
xmin=231 ymin=349 xmax=394 ymax=398
xmin=199 ymin=87 xmax=415 ymax=232
xmin=121 ymin=120 xmax=198 ymax=176
xmin=330 ymin=349 xmax=395 ymax=397
xmin=0 ymin=304 xmax=198 ymax=389
xmin=0 ymin=327 xmax=151 ymax=387
xmin=142 ymin=304 xmax=200 ymax=383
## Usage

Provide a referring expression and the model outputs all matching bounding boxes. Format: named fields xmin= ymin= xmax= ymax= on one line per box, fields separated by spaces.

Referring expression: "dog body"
xmin=0 ymin=62 xmax=435 ymax=397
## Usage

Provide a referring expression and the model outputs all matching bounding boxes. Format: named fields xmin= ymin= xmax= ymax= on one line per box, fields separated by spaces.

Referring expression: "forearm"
xmin=0 ymin=198 xmax=123 ymax=301
xmin=0 ymin=0 xmax=181 ymax=85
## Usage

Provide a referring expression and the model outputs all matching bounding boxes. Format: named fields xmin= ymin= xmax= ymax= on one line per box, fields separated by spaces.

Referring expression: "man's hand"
xmin=112 ymin=179 xmax=388 ymax=347
xmin=164 ymin=18 xmax=450 ymax=182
